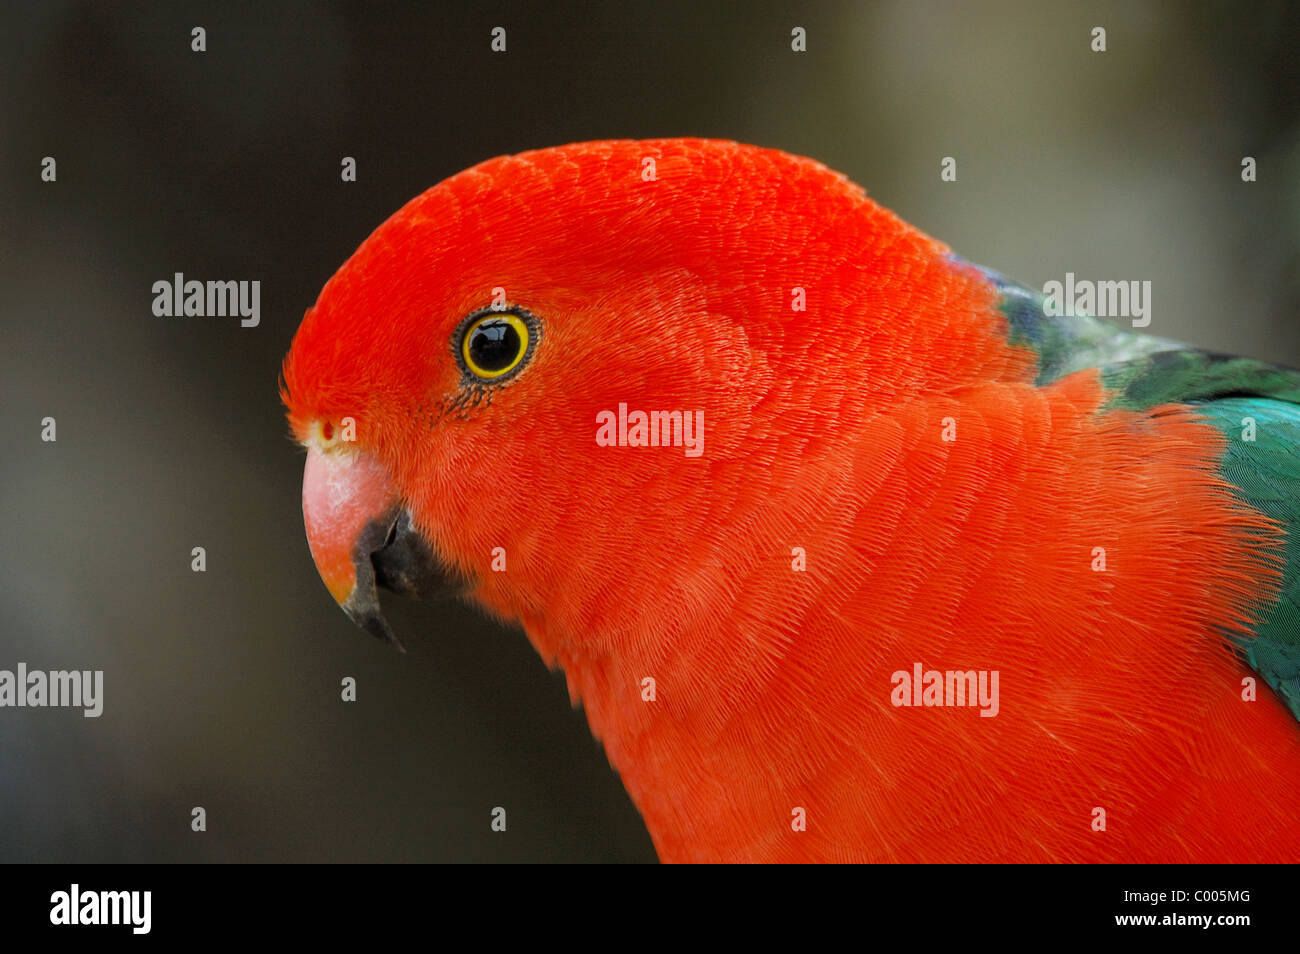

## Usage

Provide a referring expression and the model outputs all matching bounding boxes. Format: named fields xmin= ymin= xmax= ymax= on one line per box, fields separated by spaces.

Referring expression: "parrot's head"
xmin=281 ymin=138 xmax=1018 ymax=663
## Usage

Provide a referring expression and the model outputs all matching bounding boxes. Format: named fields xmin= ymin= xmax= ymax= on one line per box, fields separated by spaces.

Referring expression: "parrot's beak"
xmin=301 ymin=444 xmax=460 ymax=652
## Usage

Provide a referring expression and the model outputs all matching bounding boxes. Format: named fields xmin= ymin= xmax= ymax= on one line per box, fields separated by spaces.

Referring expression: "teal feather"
xmin=1195 ymin=400 xmax=1300 ymax=722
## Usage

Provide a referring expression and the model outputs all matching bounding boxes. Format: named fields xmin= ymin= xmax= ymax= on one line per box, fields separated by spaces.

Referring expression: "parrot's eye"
xmin=455 ymin=307 xmax=538 ymax=382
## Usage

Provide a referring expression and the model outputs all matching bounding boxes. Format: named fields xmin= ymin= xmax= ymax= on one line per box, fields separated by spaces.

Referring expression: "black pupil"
xmin=468 ymin=319 xmax=521 ymax=372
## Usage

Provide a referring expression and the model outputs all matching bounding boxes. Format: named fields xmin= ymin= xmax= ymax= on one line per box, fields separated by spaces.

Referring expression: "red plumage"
xmin=284 ymin=140 xmax=1300 ymax=861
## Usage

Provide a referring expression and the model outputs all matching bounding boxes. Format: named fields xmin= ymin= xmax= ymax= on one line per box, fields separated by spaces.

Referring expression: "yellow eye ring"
xmin=458 ymin=309 xmax=534 ymax=381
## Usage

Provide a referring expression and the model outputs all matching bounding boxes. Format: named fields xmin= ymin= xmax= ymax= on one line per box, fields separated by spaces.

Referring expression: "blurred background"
xmin=2 ymin=0 xmax=1298 ymax=862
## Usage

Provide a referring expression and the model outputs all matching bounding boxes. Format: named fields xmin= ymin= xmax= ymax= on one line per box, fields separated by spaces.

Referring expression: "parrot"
xmin=281 ymin=138 xmax=1300 ymax=863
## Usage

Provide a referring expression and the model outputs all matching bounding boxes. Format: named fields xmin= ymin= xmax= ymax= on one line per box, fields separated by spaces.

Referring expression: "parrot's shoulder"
xmin=958 ymin=257 xmax=1300 ymax=723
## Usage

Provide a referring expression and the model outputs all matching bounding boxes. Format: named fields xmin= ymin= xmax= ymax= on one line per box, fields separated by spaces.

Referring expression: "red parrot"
xmin=282 ymin=139 xmax=1300 ymax=862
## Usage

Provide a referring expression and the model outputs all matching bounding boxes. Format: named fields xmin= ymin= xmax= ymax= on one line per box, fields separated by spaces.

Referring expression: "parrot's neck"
xmin=509 ymin=368 xmax=1300 ymax=863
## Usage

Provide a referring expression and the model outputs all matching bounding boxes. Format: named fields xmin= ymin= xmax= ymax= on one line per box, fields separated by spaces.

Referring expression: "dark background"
xmin=2 ymin=0 xmax=1298 ymax=862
